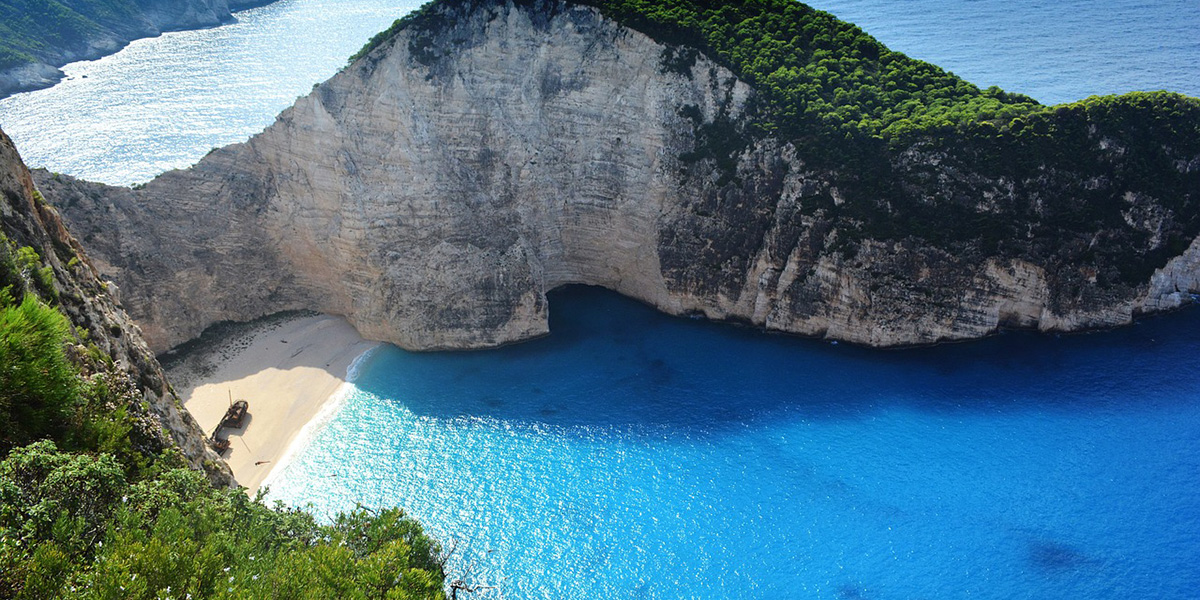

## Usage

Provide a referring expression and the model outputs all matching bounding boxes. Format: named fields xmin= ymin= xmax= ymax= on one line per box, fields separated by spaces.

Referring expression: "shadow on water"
xmin=1027 ymin=538 xmax=1093 ymax=574
xmin=351 ymin=286 xmax=1200 ymax=432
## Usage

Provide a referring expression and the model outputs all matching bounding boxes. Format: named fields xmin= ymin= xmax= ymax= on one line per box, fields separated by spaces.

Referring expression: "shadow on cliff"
xmin=347 ymin=286 xmax=1200 ymax=434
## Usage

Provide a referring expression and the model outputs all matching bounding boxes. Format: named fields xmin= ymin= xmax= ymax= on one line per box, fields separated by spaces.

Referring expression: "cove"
xmin=266 ymin=286 xmax=1200 ymax=599
xmin=0 ymin=0 xmax=1195 ymax=596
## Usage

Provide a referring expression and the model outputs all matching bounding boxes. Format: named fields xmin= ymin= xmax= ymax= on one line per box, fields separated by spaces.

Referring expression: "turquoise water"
xmin=266 ymin=287 xmax=1200 ymax=599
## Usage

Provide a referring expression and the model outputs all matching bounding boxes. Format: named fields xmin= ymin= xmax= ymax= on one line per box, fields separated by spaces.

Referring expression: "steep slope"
xmin=2 ymin=129 xmax=449 ymax=598
xmin=0 ymin=127 xmax=231 ymax=481
xmin=38 ymin=0 xmax=1200 ymax=352
xmin=0 ymin=0 xmax=273 ymax=98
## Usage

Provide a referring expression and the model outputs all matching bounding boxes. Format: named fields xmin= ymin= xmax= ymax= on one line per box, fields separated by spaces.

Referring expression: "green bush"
xmin=0 ymin=442 xmax=447 ymax=599
xmin=15 ymin=246 xmax=56 ymax=300
xmin=0 ymin=0 xmax=144 ymax=72
xmin=0 ymin=294 xmax=77 ymax=450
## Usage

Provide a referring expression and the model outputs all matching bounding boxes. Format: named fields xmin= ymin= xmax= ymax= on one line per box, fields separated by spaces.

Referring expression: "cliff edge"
xmin=37 ymin=0 xmax=1200 ymax=352
xmin=1 ymin=127 xmax=231 ymax=482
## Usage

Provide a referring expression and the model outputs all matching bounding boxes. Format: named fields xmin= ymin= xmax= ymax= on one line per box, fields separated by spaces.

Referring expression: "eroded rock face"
xmin=1 ymin=129 xmax=232 ymax=485
xmin=37 ymin=0 xmax=1200 ymax=352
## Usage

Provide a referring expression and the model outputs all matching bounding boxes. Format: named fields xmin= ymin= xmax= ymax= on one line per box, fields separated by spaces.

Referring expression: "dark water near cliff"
xmin=0 ymin=0 xmax=1196 ymax=597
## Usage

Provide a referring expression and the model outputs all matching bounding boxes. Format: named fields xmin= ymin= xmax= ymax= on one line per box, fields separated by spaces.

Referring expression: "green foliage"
xmin=0 ymin=0 xmax=144 ymax=71
xmin=0 ymin=294 xmax=77 ymax=450
xmin=0 ymin=234 xmax=27 ymax=302
xmin=0 ymin=442 xmax=446 ymax=599
xmin=349 ymin=0 xmax=442 ymax=64
xmin=14 ymin=245 xmax=56 ymax=300
xmin=0 ymin=233 xmax=57 ymax=303
xmin=0 ymin=216 xmax=447 ymax=599
xmin=577 ymin=0 xmax=1039 ymax=142
xmin=67 ymin=372 xmax=153 ymax=475
xmin=351 ymin=0 xmax=1044 ymax=154
xmin=0 ymin=45 xmax=35 ymax=71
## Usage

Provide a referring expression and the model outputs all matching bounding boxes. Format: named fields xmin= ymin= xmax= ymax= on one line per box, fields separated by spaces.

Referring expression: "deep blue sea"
xmin=0 ymin=0 xmax=1196 ymax=597
xmin=265 ymin=288 xmax=1200 ymax=599
xmin=258 ymin=3 xmax=1200 ymax=597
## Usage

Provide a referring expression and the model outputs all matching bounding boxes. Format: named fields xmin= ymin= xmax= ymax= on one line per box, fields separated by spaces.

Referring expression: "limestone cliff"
xmin=36 ymin=0 xmax=1200 ymax=352
xmin=1 ymin=128 xmax=232 ymax=483
xmin=0 ymin=0 xmax=276 ymax=98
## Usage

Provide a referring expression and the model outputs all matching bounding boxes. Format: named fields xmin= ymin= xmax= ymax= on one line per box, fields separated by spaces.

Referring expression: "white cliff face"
xmin=48 ymin=1 xmax=756 ymax=351
xmin=250 ymin=1 xmax=764 ymax=349
xmin=1140 ymin=236 xmax=1200 ymax=312
xmin=39 ymin=0 xmax=1200 ymax=353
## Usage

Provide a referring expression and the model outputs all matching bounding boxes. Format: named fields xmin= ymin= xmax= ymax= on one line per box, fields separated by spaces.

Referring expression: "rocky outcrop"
xmin=0 ymin=0 xmax=276 ymax=98
xmin=1 ymin=128 xmax=232 ymax=484
xmin=36 ymin=0 xmax=1200 ymax=352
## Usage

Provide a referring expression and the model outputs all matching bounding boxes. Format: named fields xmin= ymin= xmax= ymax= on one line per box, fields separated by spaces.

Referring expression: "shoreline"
xmin=166 ymin=312 xmax=379 ymax=493
xmin=0 ymin=0 xmax=281 ymax=100
xmin=257 ymin=344 xmax=381 ymax=492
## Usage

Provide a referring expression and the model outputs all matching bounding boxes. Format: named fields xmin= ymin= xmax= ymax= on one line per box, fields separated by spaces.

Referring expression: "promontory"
xmin=33 ymin=0 xmax=1200 ymax=352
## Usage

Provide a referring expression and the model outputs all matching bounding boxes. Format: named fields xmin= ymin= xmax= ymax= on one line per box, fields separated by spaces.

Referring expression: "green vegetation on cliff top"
xmin=577 ymin=0 xmax=1044 ymax=143
xmin=351 ymin=0 xmax=1041 ymax=138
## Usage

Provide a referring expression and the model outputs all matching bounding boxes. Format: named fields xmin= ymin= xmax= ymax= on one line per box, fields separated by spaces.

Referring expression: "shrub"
xmin=0 ymin=442 xmax=446 ymax=599
xmin=0 ymin=295 xmax=77 ymax=450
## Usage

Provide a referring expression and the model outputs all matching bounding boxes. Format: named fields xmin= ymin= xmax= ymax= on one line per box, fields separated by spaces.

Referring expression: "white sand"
xmin=168 ymin=313 xmax=378 ymax=493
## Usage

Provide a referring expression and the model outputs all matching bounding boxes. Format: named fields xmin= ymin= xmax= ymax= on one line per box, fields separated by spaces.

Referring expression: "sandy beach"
xmin=165 ymin=313 xmax=379 ymax=493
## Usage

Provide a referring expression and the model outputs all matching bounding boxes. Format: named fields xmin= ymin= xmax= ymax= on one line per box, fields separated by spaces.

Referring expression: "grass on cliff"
xmin=0 ymin=230 xmax=447 ymax=598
